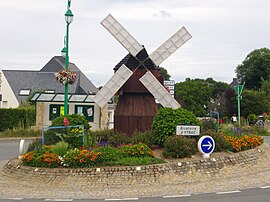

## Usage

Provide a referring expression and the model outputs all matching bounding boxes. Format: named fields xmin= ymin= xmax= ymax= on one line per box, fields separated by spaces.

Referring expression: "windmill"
xmin=93 ymin=14 xmax=192 ymax=136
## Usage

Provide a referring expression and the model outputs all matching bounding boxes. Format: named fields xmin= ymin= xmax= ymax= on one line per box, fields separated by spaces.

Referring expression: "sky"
xmin=1 ymin=0 xmax=270 ymax=87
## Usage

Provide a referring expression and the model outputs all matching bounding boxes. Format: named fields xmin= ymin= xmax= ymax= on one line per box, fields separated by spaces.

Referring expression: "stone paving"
xmin=1 ymin=141 xmax=270 ymax=200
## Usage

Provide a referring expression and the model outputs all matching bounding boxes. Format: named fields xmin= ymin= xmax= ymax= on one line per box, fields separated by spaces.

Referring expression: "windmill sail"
xmin=149 ymin=26 xmax=192 ymax=66
xmin=93 ymin=64 xmax=133 ymax=108
xmin=101 ymin=14 xmax=144 ymax=57
xmin=139 ymin=71 xmax=180 ymax=109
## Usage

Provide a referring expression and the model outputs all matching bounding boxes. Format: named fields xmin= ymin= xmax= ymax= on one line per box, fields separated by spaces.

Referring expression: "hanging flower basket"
xmin=54 ymin=69 xmax=77 ymax=85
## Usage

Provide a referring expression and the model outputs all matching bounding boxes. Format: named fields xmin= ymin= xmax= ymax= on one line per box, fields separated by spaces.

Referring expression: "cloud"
xmin=153 ymin=10 xmax=172 ymax=18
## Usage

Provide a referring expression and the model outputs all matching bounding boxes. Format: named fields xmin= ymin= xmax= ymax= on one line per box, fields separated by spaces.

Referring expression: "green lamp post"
xmin=234 ymin=84 xmax=244 ymax=127
xmin=63 ymin=0 xmax=74 ymax=115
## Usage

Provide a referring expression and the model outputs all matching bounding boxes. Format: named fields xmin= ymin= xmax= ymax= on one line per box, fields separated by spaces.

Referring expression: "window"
xmin=49 ymin=104 xmax=68 ymax=120
xmin=19 ymin=89 xmax=31 ymax=96
xmin=75 ymin=105 xmax=94 ymax=122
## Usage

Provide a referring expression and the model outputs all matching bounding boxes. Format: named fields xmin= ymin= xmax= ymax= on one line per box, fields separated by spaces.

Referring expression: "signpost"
xmin=164 ymin=80 xmax=175 ymax=96
xmin=197 ymin=135 xmax=215 ymax=158
xmin=234 ymin=85 xmax=244 ymax=127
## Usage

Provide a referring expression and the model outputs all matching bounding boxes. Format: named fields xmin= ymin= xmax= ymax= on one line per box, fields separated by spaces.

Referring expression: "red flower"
xmin=63 ymin=118 xmax=69 ymax=126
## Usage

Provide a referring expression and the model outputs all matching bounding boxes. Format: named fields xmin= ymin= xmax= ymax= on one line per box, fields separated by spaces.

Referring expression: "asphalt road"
xmin=1 ymin=138 xmax=270 ymax=202
xmin=0 ymin=139 xmax=31 ymax=161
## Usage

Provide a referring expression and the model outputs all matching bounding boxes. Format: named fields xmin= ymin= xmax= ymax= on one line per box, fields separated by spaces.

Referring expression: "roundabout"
xmin=1 ymin=140 xmax=270 ymax=200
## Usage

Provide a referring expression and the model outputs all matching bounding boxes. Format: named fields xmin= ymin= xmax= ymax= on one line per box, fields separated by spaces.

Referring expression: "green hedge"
xmin=0 ymin=108 xmax=35 ymax=132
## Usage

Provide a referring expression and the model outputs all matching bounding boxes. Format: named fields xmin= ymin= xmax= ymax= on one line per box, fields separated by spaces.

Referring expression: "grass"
xmin=97 ymin=157 xmax=165 ymax=166
xmin=0 ymin=128 xmax=41 ymax=138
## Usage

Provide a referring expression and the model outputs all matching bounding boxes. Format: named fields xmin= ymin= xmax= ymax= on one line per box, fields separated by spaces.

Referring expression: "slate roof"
xmin=229 ymin=78 xmax=240 ymax=89
xmin=2 ymin=56 xmax=98 ymax=103
xmin=114 ymin=48 xmax=158 ymax=71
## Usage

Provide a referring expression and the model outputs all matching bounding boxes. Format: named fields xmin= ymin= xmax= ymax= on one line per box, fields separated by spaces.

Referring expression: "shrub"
xmin=200 ymin=119 xmax=217 ymax=132
xmin=200 ymin=130 xmax=231 ymax=152
xmin=27 ymin=138 xmax=42 ymax=152
xmin=22 ymin=145 xmax=61 ymax=168
xmin=108 ymin=132 xmax=130 ymax=147
xmin=163 ymin=136 xmax=197 ymax=158
xmin=49 ymin=115 xmax=89 ymax=148
xmin=248 ymin=114 xmax=257 ymax=125
xmin=51 ymin=141 xmax=69 ymax=156
xmin=51 ymin=114 xmax=90 ymax=130
xmin=43 ymin=129 xmax=61 ymax=145
xmin=152 ymin=108 xmax=201 ymax=146
xmin=130 ymin=130 xmax=156 ymax=148
xmin=87 ymin=130 xmax=114 ymax=145
xmin=0 ymin=108 xmax=35 ymax=132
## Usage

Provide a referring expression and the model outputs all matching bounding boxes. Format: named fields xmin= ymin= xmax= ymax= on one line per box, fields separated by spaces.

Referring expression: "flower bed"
xmin=22 ymin=143 xmax=164 ymax=168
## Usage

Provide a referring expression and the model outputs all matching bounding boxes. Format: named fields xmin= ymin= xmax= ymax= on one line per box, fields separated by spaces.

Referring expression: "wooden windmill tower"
xmin=93 ymin=14 xmax=192 ymax=136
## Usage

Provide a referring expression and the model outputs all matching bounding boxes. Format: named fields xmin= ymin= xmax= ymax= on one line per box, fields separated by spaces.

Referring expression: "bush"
xmin=87 ymin=130 xmax=114 ymax=145
xmin=108 ymin=132 xmax=130 ymax=147
xmin=163 ymin=136 xmax=197 ymax=158
xmin=201 ymin=119 xmax=217 ymax=132
xmin=27 ymin=138 xmax=42 ymax=152
xmin=49 ymin=114 xmax=89 ymax=148
xmin=200 ymin=130 xmax=231 ymax=152
xmin=43 ymin=130 xmax=61 ymax=145
xmin=130 ymin=130 xmax=156 ymax=148
xmin=0 ymin=108 xmax=35 ymax=132
xmin=152 ymin=108 xmax=201 ymax=146
xmin=51 ymin=141 xmax=69 ymax=156
xmin=51 ymin=114 xmax=90 ymax=130
xmin=248 ymin=114 xmax=257 ymax=125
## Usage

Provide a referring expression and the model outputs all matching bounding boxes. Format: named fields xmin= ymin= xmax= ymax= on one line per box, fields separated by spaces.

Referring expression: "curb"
xmin=0 ymin=137 xmax=39 ymax=141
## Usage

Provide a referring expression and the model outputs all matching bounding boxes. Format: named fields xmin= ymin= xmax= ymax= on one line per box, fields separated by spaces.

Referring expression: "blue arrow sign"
xmin=198 ymin=136 xmax=215 ymax=157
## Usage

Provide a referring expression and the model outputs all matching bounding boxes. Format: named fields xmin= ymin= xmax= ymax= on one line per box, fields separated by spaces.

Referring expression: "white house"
xmin=0 ymin=56 xmax=115 ymax=130
xmin=0 ymin=56 xmax=98 ymax=108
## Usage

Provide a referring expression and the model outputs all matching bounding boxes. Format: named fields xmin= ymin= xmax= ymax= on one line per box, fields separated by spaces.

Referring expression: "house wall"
xmin=36 ymin=102 xmax=101 ymax=130
xmin=0 ymin=70 xmax=19 ymax=108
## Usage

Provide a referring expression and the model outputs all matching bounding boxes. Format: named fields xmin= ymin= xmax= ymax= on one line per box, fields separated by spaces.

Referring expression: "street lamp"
xmin=63 ymin=0 xmax=74 ymax=115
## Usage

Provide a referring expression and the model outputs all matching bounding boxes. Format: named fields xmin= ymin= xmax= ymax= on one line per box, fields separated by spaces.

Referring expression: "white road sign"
xmin=176 ymin=125 xmax=200 ymax=136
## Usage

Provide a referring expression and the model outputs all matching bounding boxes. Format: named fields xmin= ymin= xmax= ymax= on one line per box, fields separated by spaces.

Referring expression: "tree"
xmin=175 ymin=78 xmax=230 ymax=117
xmin=159 ymin=67 xmax=171 ymax=80
xmin=241 ymin=90 xmax=268 ymax=117
xmin=175 ymin=78 xmax=211 ymax=117
xmin=235 ymin=48 xmax=270 ymax=90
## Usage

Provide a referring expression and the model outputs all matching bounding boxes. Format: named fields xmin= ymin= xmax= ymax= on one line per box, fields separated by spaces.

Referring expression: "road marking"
xmin=163 ymin=194 xmax=191 ymax=198
xmin=44 ymin=199 xmax=73 ymax=201
xmin=5 ymin=198 xmax=24 ymax=201
xmin=105 ymin=198 xmax=138 ymax=201
xmin=260 ymin=185 xmax=270 ymax=189
xmin=216 ymin=190 xmax=241 ymax=195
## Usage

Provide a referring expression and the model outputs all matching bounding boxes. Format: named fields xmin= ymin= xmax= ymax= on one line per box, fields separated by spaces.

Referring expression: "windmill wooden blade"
xmin=93 ymin=64 xmax=133 ymax=108
xmin=139 ymin=72 xmax=180 ymax=109
xmin=149 ymin=26 xmax=192 ymax=66
xmin=101 ymin=14 xmax=144 ymax=57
